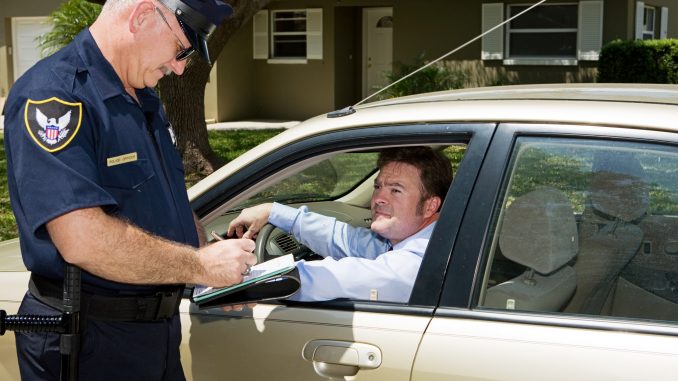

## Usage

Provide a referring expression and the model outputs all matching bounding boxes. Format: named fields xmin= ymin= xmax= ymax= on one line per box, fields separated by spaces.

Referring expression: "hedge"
xmin=597 ymin=39 xmax=678 ymax=83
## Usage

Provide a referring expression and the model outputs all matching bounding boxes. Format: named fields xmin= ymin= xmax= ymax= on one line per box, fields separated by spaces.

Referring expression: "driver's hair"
xmin=377 ymin=147 xmax=453 ymax=213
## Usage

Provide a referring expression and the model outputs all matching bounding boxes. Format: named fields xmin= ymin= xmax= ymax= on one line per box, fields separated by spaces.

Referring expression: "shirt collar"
xmin=391 ymin=221 xmax=437 ymax=251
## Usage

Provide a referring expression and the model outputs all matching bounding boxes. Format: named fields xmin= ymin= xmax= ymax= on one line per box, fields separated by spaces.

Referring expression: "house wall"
xmin=252 ymin=0 xmax=336 ymax=121
xmin=643 ymin=0 xmax=678 ymax=37
xmin=0 ymin=0 xmax=62 ymax=99
xmin=217 ymin=0 xmax=678 ymax=121
xmin=216 ymin=0 xmax=394 ymax=122
xmin=215 ymin=17 xmax=257 ymax=121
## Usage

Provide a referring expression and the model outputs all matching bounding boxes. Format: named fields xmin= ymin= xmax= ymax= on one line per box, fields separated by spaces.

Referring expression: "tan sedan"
xmin=2 ymin=83 xmax=678 ymax=380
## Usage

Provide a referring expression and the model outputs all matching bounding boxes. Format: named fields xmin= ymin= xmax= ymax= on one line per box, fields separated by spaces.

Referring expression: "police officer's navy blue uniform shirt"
xmin=4 ymin=28 xmax=199 ymax=294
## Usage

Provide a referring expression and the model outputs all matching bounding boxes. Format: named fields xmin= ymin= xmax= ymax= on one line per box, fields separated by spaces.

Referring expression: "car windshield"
xmin=233 ymin=151 xmax=380 ymax=209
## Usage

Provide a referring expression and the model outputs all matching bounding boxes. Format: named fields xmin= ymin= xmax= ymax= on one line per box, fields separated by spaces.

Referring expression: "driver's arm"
xmin=270 ymin=203 xmax=389 ymax=260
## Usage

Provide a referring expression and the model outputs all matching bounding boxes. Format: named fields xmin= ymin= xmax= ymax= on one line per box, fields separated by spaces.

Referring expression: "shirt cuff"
xmin=269 ymin=202 xmax=301 ymax=233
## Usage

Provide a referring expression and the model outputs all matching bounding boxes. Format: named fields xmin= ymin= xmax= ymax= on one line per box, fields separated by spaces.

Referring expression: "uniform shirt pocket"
xmin=101 ymin=158 xmax=155 ymax=191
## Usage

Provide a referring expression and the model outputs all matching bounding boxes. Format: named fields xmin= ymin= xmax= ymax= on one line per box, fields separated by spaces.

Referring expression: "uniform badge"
xmin=24 ymin=97 xmax=82 ymax=153
xmin=166 ymin=122 xmax=178 ymax=148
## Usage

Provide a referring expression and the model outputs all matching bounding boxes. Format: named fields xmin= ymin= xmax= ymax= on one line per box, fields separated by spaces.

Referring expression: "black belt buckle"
xmin=154 ymin=291 xmax=179 ymax=320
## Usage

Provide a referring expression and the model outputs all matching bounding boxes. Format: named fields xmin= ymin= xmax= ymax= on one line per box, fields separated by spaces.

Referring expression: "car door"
xmin=182 ymin=123 xmax=495 ymax=380
xmin=412 ymin=122 xmax=678 ymax=380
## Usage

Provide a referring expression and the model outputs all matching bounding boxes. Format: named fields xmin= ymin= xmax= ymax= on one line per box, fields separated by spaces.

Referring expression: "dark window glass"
xmin=510 ymin=32 xmax=577 ymax=57
xmin=510 ymin=4 xmax=578 ymax=29
xmin=274 ymin=19 xmax=307 ymax=33
xmin=273 ymin=35 xmax=307 ymax=58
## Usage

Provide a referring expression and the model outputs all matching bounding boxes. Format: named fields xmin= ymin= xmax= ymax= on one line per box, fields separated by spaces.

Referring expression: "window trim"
xmin=505 ymin=2 xmax=579 ymax=61
xmin=643 ymin=5 xmax=657 ymax=40
xmin=270 ymin=9 xmax=308 ymax=59
xmin=252 ymin=8 xmax=323 ymax=61
xmin=482 ymin=1 xmax=603 ymax=65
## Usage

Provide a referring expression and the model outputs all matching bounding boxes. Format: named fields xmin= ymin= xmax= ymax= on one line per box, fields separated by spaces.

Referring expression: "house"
xmin=217 ymin=0 xmax=677 ymax=121
xmin=2 ymin=0 xmax=677 ymax=122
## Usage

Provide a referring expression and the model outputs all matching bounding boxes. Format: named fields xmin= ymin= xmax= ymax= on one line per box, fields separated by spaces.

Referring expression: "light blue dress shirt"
xmin=268 ymin=203 xmax=435 ymax=303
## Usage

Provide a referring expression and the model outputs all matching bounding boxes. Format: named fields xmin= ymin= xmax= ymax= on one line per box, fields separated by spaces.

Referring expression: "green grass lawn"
xmin=0 ymin=129 xmax=284 ymax=240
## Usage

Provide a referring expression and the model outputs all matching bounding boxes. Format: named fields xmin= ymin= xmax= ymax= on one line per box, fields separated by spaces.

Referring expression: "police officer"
xmin=3 ymin=0 xmax=256 ymax=379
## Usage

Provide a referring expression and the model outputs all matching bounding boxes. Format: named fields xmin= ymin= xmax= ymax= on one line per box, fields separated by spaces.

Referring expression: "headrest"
xmin=590 ymin=151 xmax=648 ymax=222
xmin=499 ymin=187 xmax=578 ymax=274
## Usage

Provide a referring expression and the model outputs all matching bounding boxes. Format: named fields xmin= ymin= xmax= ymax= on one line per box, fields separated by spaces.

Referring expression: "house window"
xmin=506 ymin=3 xmax=578 ymax=58
xmin=271 ymin=10 xmax=308 ymax=58
xmin=253 ymin=9 xmax=323 ymax=62
xmin=642 ymin=5 xmax=656 ymax=39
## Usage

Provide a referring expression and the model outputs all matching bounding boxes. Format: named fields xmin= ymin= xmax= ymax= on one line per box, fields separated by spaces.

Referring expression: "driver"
xmin=227 ymin=147 xmax=452 ymax=302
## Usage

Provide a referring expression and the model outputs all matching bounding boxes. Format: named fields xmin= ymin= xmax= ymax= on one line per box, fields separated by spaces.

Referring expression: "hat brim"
xmin=178 ymin=18 xmax=210 ymax=63
xmin=170 ymin=0 xmax=234 ymax=64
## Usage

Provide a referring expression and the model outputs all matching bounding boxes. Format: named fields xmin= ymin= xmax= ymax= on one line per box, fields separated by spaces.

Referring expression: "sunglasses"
xmin=154 ymin=6 xmax=195 ymax=61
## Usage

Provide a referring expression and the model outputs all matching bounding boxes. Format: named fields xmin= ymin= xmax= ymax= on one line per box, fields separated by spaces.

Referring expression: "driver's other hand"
xmin=227 ymin=203 xmax=274 ymax=240
xmin=197 ymin=238 xmax=257 ymax=287
xmin=222 ymin=303 xmax=257 ymax=312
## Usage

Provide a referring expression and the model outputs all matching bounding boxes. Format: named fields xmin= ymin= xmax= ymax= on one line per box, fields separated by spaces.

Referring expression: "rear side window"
xmin=477 ymin=137 xmax=678 ymax=323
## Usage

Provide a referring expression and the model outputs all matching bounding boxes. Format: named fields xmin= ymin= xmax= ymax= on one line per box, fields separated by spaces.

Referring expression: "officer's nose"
xmin=168 ymin=58 xmax=187 ymax=76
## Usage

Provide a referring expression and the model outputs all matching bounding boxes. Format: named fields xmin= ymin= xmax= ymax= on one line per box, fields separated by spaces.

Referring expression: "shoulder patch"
xmin=23 ymin=97 xmax=82 ymax=153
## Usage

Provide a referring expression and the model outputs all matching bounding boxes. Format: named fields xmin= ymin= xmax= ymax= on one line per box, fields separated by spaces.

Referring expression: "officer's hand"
xmin=197 ymin=238 xmax=256 ymax=287
xmin=227 ymin=203 xmax=273 ymax=240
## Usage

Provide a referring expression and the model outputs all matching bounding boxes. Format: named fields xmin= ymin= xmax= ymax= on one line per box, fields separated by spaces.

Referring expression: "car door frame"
xmin=184 ymin=122 xmax=496 ymax=380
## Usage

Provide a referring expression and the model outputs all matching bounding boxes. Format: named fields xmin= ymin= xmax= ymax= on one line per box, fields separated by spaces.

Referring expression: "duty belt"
xmin=29 ymin=274 xmax=182 ymax=321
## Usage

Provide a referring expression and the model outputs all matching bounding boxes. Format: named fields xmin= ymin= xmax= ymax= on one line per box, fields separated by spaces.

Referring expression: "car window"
xmin=213 ymin=142 xmax=468 ymax=305
xmin=478 ymin=137 xmax=678 ymax=323
xmin=235 ymin=151 xmax=379 ymax=208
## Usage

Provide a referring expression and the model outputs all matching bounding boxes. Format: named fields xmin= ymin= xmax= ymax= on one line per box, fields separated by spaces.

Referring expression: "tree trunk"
xmin=158 ymin=0 xmax=272 ymax=182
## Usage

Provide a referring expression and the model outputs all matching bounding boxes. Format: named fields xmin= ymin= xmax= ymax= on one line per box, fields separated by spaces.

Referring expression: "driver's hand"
xmin=227 ymin=203 xmax=273 ymax=240
xmin=222 ymin=303 xmax=257 ymax=312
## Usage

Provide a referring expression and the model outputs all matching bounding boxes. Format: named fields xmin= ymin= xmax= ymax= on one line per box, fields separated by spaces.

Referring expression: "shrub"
xmin=38 ymin=0 xmax=101 ymax=57
xmin=376 ymin=55 xmax=466 ymax=99
xmin=598 ymin=39 xmax=678 ymax=83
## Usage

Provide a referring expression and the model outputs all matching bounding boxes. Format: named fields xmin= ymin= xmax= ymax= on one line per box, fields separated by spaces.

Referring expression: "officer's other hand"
xmin=227 ymin=203 xmax=273 ymax=240
xmin=197 ymin=238 xmax=256 ymax=287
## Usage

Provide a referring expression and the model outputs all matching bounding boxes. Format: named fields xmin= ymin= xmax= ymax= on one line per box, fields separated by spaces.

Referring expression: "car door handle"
xmin=302 ymin=340 xmax=382 ymax=379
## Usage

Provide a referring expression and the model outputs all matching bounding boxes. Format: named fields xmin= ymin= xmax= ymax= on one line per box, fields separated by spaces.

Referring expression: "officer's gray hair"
xmin=101 ymin=0 xmax=139 ymax=14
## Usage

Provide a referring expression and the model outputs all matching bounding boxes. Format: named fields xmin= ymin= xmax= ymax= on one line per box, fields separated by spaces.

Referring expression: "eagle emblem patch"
xmin=24 ymin=97 xmax=82 ymax=152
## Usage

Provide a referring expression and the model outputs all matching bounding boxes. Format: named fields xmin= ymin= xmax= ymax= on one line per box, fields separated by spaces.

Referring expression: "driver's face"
xmin=370 ymin=162 xmax=429 ymax=245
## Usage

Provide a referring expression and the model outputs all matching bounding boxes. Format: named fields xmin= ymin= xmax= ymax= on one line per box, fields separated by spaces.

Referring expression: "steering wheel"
xmin=254 ymin=223 xmax=275 ymax=263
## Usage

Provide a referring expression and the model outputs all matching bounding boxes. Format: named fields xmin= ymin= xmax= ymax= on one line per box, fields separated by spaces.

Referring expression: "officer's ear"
xmin=129 ymin=1 xmax=155 ymax=33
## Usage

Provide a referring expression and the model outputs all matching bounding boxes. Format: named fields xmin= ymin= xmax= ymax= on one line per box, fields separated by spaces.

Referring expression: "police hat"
xmin=157 ymin=0 xmax=233 ymax=64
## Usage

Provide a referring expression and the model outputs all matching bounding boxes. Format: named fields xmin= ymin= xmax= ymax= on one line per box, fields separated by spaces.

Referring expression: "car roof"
xmin=190 ymin=84 xmax=678 ymax=198
xmin=363 ymin=83 xmax=678 ymax=107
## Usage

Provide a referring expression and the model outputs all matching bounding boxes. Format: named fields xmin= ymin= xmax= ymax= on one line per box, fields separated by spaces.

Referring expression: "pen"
xmin=211 ymin=231 xmax=251 ymax=276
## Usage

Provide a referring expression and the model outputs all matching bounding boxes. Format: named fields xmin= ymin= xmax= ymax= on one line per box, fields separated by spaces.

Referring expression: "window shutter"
xmin=660 ymin=7 xmax=668 ymax=39
xmin=307 ymin=9 xmax=323 ymax=59
xmin=578 ymin=1 xmax=603 ymax=60
xmin=481 ymin=3 xmax=504 ymax=60
xmin=635 ymin=1 xmax=644 ymax=39
xmin=253 ymin=10 xmax=269 ymax=59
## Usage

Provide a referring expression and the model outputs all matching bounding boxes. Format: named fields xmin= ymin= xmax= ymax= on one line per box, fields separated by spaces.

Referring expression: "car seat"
xmin=564 ymin=151 xmax=649 ymax=315
xmin=484 ymin=187 xmax=578 ymax=312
